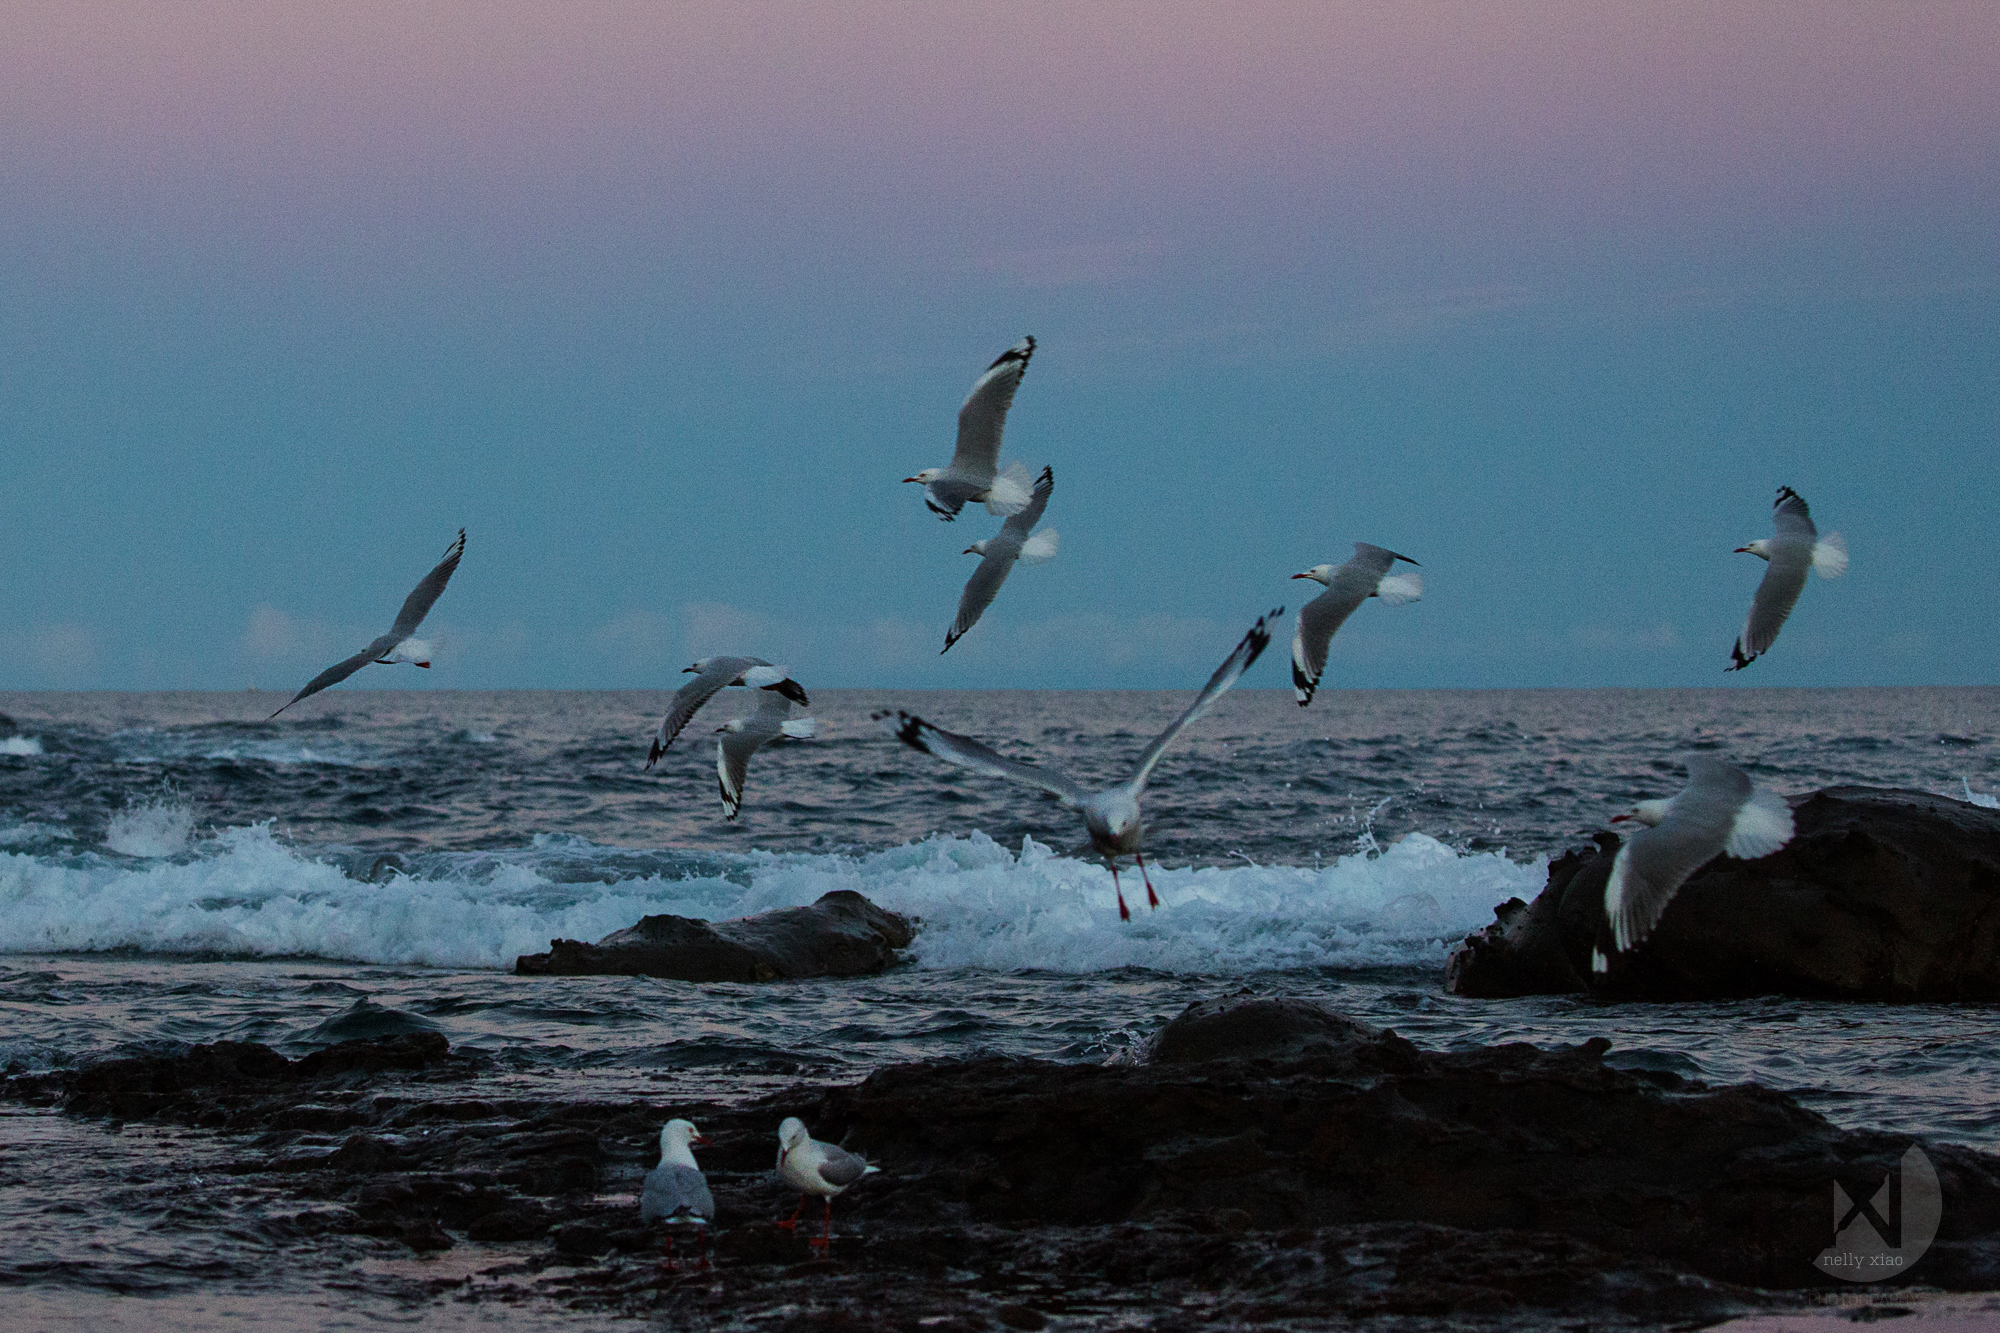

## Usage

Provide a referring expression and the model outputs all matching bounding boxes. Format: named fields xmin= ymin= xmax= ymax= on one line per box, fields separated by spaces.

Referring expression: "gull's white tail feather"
xmin=780 ymin=718 xmax=817 ymax=739
xmin=1812 ymin=532 xmax=1849 ymax=577
xmin=1376 ymin=571 xmax=1424 ymax=606
xmin=1724 ymin=788 xmax=1795 ymax=860
xmin=983 ymin=461 xmax=1034 ymax=516
xmin=1019 ymin=529 xmax=1060 ymax=564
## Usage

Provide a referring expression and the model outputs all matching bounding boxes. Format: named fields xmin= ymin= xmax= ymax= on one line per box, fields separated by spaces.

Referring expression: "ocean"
xmin=3 ymin=685 xmax=1999 ymax=1323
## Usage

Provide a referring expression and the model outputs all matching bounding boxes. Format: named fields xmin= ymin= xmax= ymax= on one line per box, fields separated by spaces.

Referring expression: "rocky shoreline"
xmin=8 ymin=994 xmax=1998 ymax=1328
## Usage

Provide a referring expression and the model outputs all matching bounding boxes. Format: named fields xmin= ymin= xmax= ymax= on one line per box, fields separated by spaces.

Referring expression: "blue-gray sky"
xmin=3 ymin=2 xmax=1995 ymax=691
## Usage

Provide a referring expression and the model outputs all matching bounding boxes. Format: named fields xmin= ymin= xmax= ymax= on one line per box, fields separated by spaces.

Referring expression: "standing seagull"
xmin=942 ymin=466 xmax=1059 ymax=653
xmin=640 ymin=1119 xmax=715 ymax=1270
xmin=877 ymin=609 xmax=1280 ymax=920
xmin=1727 ymin=486 xmax=1848 ymax=671
xmin=1289 ymin=544 xmax=1422 ymax=706
xmin=775 ymin=1117 xmax=879 ymax=1251
xmin=268 ymin=529 xmax=465 ymax=719
xmin=715 ymin=690 xmax=816 ymax=820
xmin=648 ymin=657 xmax=810 ymax=767
xmin=903 ymin=336 xmax=1037 ymax=521
xmin=1591 ymin=756 xmax=1795 ymax=973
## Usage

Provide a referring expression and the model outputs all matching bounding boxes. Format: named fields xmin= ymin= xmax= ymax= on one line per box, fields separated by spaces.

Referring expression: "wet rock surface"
xmin=8 ymin=995 xmax=1999 ymax=1328
xmin=1447 ymin=787 xmax=2000 ymax=1001
xmin=515 ymin=889 xmax=914 ymax=982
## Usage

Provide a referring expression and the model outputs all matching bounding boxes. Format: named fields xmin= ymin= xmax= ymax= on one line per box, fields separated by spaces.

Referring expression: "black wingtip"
xmin=1775 ymin=485 xmax=1800 ymax=505
xmin=767 ymin=679 xmax=810 ymax=707
xmin=987 ymin=335 xmax=1035 ymax=373
xmin=1292 ymin=661 xmax=1317 ymax=706
xmin=1726 ymin=640 xmax=1754 ymax=672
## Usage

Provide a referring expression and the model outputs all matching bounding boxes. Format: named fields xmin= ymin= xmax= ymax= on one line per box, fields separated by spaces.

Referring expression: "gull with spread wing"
xmin=877 ymin=609 xmax=1281 ymax=920
xmin=1591 ymin=756 xmax=1795 ymax=974
xmin=942 ymin=465 xmax=1059 ymax=653
xmin=903 ymin=336 xmax=1037 ymax=521
xmin=1727 ymin=486 xmax=1847 ymax=671
xmin=647 ymin=657 xmax=809 ymax=767
xmin=268 ymin=529 xmax=464 ymax=719
xmin=714 ymin=689 xmax=816 ymax=820
xmin=1289 ymin=543 xmax=1422 ymax=706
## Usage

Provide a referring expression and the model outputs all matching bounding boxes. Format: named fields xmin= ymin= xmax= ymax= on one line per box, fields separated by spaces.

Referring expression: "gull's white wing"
xmin=1729 ymin=548 xmax=1811 ymax=670
xmin=943 ymin=468 xmax=1054 ymax=654
xmin=715 ymin=728 xmax=769 ymax=820
xmin=949 ymin=337 xmax=1035 ymax=474
xmin=388 ymin=529 xmax=466 ymax=641
xmin=649 ymin=657 xmax=757 ymax=767
xmin=1129 ymin=608 xmax=1280 ymax=792
xmin=1602 ymin=759 xmax=1751 ymax=954
xmin=268 ymin=635 xmax=398 ymax=719
xmin=876 ymin=709 xmax=1089 ymax=806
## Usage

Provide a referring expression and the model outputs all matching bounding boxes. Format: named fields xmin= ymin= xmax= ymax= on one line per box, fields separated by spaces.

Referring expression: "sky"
xmin=2 ymin=1 xmax=1995 ymax=692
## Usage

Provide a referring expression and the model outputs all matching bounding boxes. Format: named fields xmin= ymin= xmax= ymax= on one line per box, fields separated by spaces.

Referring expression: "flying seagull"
xmin=648 ymin=657 xmax=809 ymax=767
xmin=877 ymin=609 xmax=1281 ymax=920
xmin=775 ymin=1116 xmax=879 ymax=1250
xmin=1727 ymin=486 xmax=1847 ymax=671
xmin=1289 ymin=543 xmax=1422 ymax=706
xmin=1591 ymin=756 xmax=1795 ymax=973
xmin=715 ymin=689 xmax=816 ymax=820
xmin=268 ymin=529 xmax=465 ymax=719
xmin=903 ymin=336 xmax=1037 ymax=521
xmin=942 ymin=465 xmax=1059 ymax=653
xmin=641 ymin=1119 xmax=715 ymax=1270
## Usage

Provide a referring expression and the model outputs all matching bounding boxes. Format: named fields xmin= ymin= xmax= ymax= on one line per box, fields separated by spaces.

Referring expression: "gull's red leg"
xmin=809 ymin=1198 xmax=832 ymax=1251
xmin=662 ymin=1232 xmax=678 ymax=1272
xmin=1112 ymin=865 xmax=1130 ymax=921
xmin=1136 ymin=851 xmax=1158 ymax=909
xmin=777 ymin=1194 xmax=807 ymax=1231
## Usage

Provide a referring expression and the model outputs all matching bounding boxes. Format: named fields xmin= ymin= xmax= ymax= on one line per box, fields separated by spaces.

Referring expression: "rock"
xmin=1446 ymin=786 xmax=2000 ymax=1000
xmin=514 ymin=889 xmax=914 ymax=981
xmin=1141 ymin=993 xmax=1383 ymax=1064
xmin=61 ymin=1033 xmax=460 ymax=1120
xmin=302 ymin=997 xmax=441 ymax=1045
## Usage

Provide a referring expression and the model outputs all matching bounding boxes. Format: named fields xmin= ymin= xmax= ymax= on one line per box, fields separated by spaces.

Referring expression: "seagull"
xmin=715 ymin=690 xmax=816 ymax=820
xmin=942 ymin=465 xmax=1059 ymax=653
xmin=1727 ymin=486 xmax=1848 ymax=671
xmin=1590 ymin=756 xmax=1795 ymax=973
xmin=877 ymin=609 xmax=1280 ymax=920
xmin=903 ymin=336 xmax=1037 ymax=521
xmin=267 ymin=529 xmax=465 ymax=719
xmin=648 ymin=657 xmax=810 ymax=767
xmin=1289 ymin=544 xmax=1422 ymax=706
xmin=775 ymin=1116 xmax=879 ymax=1251
xmin=640 ymin=1119 xmax=715 ymax=1270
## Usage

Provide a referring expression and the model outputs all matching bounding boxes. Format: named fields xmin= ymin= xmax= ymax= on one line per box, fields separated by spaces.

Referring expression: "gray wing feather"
xmin=388 ymin=530 xmax=465 ymax=640
xmin=650 ymin=657 xmax=756 ymax=766
xmin=268 ymin=636 xmax=398 ymax=719
xmin=1130 ymin=609 xmax=1280 ymax=792
xmin=1605 ymin=762 xmax=1750 ymax=952
xmin=1731 ymin=547 xmax=1810 ymax=669
xmin=815 ymin=1145 xmax=873 ymax=1187
xmin=943 ymin=467 xmax=1053 ymax=653
xmin=878 ymin=710 xmax=1089 ymax=806
xmin=640 ymin=1164 xmax=715 ymax=1222
xmin=949 ymin=337 xmax=1034 ymax=474
xmin=716 ymin=730 xmax=762 ymax=820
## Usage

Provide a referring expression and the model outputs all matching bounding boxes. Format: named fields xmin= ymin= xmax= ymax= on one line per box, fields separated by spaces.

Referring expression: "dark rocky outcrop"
xmin=14 ymin=997 xmax=2000 ymax=1325
xmin=514 ymin=889 xmax=913 ymax=982
xmin=1447 ymin=786 xmax=2000 ymax=1001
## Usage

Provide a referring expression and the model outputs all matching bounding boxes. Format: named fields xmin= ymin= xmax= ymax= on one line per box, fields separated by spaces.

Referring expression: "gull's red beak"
xmin=1610 ymin=813 xmax=1633 ymax=823
xmin=692 ymin=1135 xmax=710 ymax=1146
xmin=1290 ymin=572 xmax=1310 ymax=580
xmin=901 ymin=476 xmax=922 ymax=484
xmin=1733 ymin=546 xmax=1751 ymax=553
xmin=415 ymin=662 xmax=431 ymax=669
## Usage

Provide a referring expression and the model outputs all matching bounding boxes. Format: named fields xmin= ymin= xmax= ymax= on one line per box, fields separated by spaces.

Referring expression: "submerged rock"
xmin=1141 ymin=992 xmax=1383 ymax=1063
xmin=1447 ymin=786 xmax=2000 ymax=1001
xmin=302 ymin=996 xmax=441 ymax=1045
xmin=514 ymin=888 xmax=913 ymax=982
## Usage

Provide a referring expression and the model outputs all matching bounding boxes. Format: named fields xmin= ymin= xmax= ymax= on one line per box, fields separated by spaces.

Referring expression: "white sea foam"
xmin=104 ymin=795 xmax=198 ymax=858
xmin=1959 ymin=780 xmax=2000 ymax=810
xmin=0 ymin=828 xmax=1541 ymax=973
xmin=0 ymin=737 xmax=44 ymax=756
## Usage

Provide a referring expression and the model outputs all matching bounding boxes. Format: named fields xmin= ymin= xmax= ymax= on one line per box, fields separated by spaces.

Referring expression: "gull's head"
xmin=715 ymin=718 xmax=746 ymax=735
xmin=684 ymin=659 xmax=710 ymax=674
xmin=903 ymin=468 xmax=942 ymax=485
xmin=778 ymin=1117 xmax=810 ymax=1148
xmin=1292 ymin=565 xmax=1335 ymax=586
xmin=382 ymin=638 xmax=435 ymax=668
xmin=1734 ymin=539 xmax=1772 ymax=560
xmin=1611 ymin=797 xmax=1673 ymax=828
xmin=661 ymin=1119 xmax=708 ymax=1154
xmin=962 ymin=539 xmax=990 ymax=557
